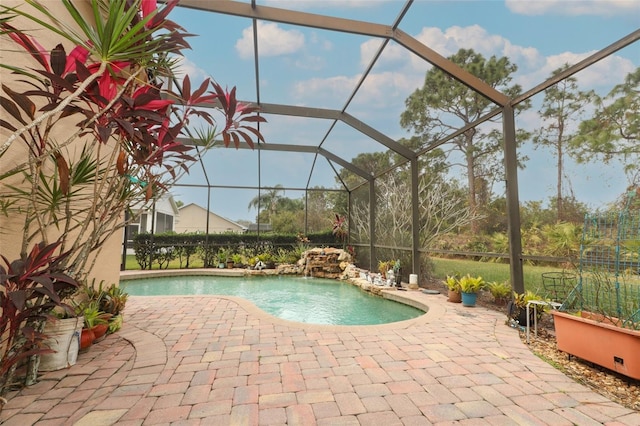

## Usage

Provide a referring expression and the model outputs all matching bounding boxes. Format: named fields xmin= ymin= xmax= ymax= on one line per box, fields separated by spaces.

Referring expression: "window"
xmin=156 ymin=212 xmax=173 ymax=233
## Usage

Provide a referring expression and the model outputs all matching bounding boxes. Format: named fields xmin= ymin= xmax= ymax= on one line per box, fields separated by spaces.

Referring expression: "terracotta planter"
xmin=447 ymin=289 xmax=461 ymax=303
xmin=552 ymin=310 xmax=640 ymax=380
xmin=91 ymin=324 xmax=109 ymax=341
xmin=80 ymin=328 xmax=95 ymax=350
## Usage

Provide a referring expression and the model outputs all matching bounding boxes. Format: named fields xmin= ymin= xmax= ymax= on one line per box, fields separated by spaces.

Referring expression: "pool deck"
xmin=2 ymin=271 xmax=639 ymax=425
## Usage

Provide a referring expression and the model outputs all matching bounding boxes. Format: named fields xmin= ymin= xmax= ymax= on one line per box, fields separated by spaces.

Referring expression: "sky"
xmin=164 ymin=0 xmax=639 ymax=223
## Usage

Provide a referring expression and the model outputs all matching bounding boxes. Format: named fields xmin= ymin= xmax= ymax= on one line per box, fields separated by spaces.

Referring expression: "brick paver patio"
xmin=2 ymin=278 xmax=638 ymax=425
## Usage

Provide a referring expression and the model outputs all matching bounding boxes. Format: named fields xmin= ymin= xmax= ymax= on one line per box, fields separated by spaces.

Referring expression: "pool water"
xmin=120 ymin=275 xmax=424 ymax=325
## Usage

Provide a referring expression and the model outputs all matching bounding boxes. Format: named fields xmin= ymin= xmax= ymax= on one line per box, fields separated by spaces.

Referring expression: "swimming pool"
xmin=120 ymin=275 xmax=424 ymax=325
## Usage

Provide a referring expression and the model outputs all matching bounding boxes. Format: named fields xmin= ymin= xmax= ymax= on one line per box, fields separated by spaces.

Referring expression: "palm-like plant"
xmin=248 ymin=185 xmax=285 ymax=222
xmin=0 ymin=0 xmax=265 ymax=399
xmin=458 ymin=274 xmax=485 ymax=293
xmin=0 ymin=0 xmax=265 ymax=283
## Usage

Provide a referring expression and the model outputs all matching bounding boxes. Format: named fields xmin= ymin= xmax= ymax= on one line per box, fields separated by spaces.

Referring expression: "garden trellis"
xmin=562 ymin=193 xmax=640 ymax=329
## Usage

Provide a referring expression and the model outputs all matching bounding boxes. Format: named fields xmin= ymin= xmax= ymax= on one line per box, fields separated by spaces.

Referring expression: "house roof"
xmin=179 ymin=203 xmax=247 ymax=230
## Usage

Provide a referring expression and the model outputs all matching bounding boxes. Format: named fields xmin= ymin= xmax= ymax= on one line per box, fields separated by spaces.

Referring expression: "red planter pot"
xmin=80 ymin=328 xmax=95 ymax=350
xmin=91 ymin=324 xmax=109 ymax=341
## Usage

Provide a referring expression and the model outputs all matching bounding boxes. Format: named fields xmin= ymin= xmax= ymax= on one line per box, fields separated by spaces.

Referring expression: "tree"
xmin=400 ymin=48 xmax=530 ymax=233
xmin=247 ymin=184 xmax=285 ymax=223
xmin=572 ymin=67 xmax=639 ymax=174
xmin=306 ymin=188 xmax=337 ymax=233
xmin=533 ymin=65 xmax=594 ymax=222
xmin=350 ymin=171 xmax=477 ymax=262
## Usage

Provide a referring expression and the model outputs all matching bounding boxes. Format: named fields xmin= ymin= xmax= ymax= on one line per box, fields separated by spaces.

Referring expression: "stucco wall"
xmin=175 ymin=204 xmax=245 ymax=234
xmin=0 ymin=0 xmax=122 ymax=286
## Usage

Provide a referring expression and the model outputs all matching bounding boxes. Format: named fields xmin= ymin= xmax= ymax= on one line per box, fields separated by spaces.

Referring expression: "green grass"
xmin=431 ymin=257 xmax=570 ymax=293
xmin=124 ymin=253 xmax=572 ymax=296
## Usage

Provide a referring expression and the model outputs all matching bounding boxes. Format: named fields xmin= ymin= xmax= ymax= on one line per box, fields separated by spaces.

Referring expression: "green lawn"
xmin=430 ymin=257 xmax=570 ymax=293
xmin=125 ymin=253 xmax=570 ymax=294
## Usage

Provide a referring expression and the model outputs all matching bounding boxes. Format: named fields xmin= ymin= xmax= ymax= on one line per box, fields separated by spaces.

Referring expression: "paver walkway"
xmin=2 ymin=285 xmax=638 ymax=425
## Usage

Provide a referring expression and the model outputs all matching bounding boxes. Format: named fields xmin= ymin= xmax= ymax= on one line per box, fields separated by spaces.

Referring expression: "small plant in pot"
xmin=444 ymin=275 xmax=462 ymax=303
xmin=102 ymin=285 xmax=128 ymax=333
xmin=459 ymin=275 xmax=485 ymax=307
xmin=507 ymin=290 xmax=545 ymax=326
xmin=487 ymin=280 xmax=511 ymax=306
xmin=83 ymin=280 xmax=128 ymax=334
xmin=76 ymin=301 xmax=111 ymax=350
xmin=231 ymin=253 xmax=246 ymax=269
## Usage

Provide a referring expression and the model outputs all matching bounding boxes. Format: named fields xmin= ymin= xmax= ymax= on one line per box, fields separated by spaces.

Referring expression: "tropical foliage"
xmin=0 ymin=0 xmax=265 ymax=283
xmin=0 ymin=0 xmax=263 ymax=399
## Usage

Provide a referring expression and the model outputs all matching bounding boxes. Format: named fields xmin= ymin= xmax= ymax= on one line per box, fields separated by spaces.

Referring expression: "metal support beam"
xmin=410 ymin=157 xmax=420 ymax=276
xmin=503 ymin=105 xmax=524 ymax=294
xmin=392 ymin=29 xmax=509 ymax=106
xmin=369 ymin=179 xmax=376 ymax=273
xmin=177 ymin=0 xmax=508 ymax=107
xmin=259 ymin=103 xmax=415 ymax=159
xmin=179 ymin=137 xmax=371 ymax=181
xmin=177 ymin=0 xmax=392 ymax=38
xmin=514 ymin=28 xmax=640 ymax=105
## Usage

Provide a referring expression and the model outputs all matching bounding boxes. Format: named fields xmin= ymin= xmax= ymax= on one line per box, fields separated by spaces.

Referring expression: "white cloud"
xmin=236 ymin=21 xmax=305 ymax=59
xmin=413 ymin=25 xmax=542 ymax=68
xmin=294 ymin=55 xmax=326 ymax=71
xmin=356 ymin=71 xmax=420 ymax=107
xmin=292 ymin=75 xmax=359 ymax=105
xmin=505 ymin=0 xmax=639 ymax=16
xmin=284 ymin=22 xmax=634 ymax=147
xmin=167 ymin=56 xmax=209 ymax=87
xmin=515 ymin=51 xmax=637 ymax=92
xmin=360 ymin=38 xmax=400 ymax=68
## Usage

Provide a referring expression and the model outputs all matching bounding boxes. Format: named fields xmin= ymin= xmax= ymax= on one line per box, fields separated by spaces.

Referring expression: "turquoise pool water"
xmin=120 ymin=275 xmax=424 ymax=325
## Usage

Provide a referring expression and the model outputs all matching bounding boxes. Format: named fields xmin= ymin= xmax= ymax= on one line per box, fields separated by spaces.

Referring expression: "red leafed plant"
xmin=0 ymin=0 xmax=265 ymax=401
xmin=0 ymin=241 xmax=78 ymax=398
xmin=332 ymin=214 xmax=348 ymax=248
xmin=0 ymin=0 xmax=266 ymax=283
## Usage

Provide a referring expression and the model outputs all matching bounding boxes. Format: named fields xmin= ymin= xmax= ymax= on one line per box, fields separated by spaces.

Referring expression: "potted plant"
xmin=0 ymin=0 xmax=265 ymax=404
xmin=102 ymin=285 xmax=128 ymax=334
xmin=216 ymin=248 xmax=228 ymax=269
xmin=224 ymin=248 xmax=235 ymax=269
xmin=552 ymin=271 xmax=640 ymax=380
xmin=458 ymin=274 xmax=485 ymax=307
xmin=231 ymin=253 xmax=246 ymax=269
xmin=507 ymin=290 xmax=543 ymax=326
xmin=551 ymin=208 xmax=640 ymax=380
xmin=39 ymin=312 xmax=84 ymax=373
xmin=393 ymin=260 xmax=402 ymax=287
xmin=487 ymin=280 xmax=511 ymax=306
xmin=378 ymin=260 xmax=390 ymax=279
xmin=76 ymin=301 xmax=111 ymax=350
xmin=0 ymin=242 xmax=79 ymax=396
xmin=444 ymin=275 xmax=462 ymax=303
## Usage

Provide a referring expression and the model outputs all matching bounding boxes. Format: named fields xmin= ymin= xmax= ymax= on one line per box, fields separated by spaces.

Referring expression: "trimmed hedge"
xmin=132 ymin=231 xmax=340 ymax=270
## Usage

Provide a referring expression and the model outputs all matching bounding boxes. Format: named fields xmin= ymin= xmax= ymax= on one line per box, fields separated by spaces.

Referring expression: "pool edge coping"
xmin=119 ymin=269 xmax=445 ymax=331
